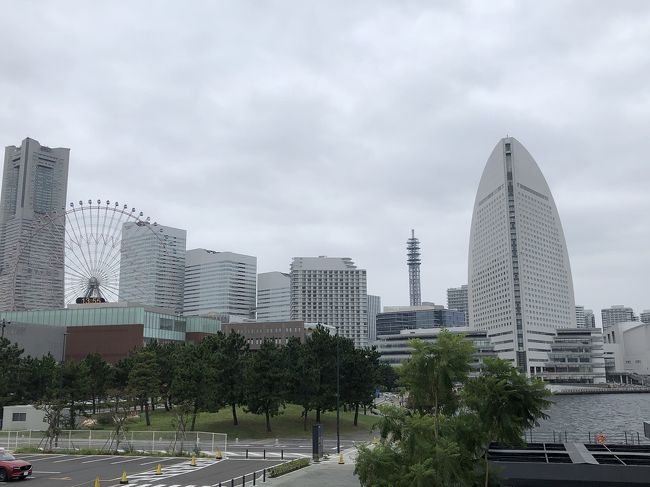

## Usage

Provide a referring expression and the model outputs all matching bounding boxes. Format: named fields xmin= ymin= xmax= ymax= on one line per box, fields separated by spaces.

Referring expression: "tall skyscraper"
xmin=119 ymin=222 xmax=186 ymax=314
xmin=183 ymin=249 xmax=256 ymax=320
xmin=290 ymin=256 xmax=368 ymax=348
xmin=256 ymin=271 xmax=290 ymax=322
xmin=407 ymin=230 xmax=422 ymax=306
xmin=367 ymin=294 xmax=381 ymax=343
xmin=468 ymin=137 xmax=576 ymax=374
xmin=447 ymin=285 xmax=469 ymax=326
xmin=601 ymin=305 xmax=637 ymax=327
xmin=0 ymin=138 xmax=69 ymax=311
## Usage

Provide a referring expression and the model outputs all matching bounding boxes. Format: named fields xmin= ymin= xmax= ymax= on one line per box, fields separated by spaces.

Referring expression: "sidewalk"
xmin=265 ymin=449 xmax=361 ymax=487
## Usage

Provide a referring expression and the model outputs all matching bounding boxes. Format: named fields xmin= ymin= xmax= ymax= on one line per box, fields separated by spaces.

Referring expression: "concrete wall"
xmin=1 ymin=405 xmax=46 ymax=431
xmin=65 ymin=324 xmax=144 ymax=364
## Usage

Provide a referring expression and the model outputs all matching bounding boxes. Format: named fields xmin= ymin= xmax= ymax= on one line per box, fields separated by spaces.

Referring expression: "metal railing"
xmin=526 ymin=430 xmax=648 ymax=445
xmin=0 ymin=429 xmax=227 ymax=455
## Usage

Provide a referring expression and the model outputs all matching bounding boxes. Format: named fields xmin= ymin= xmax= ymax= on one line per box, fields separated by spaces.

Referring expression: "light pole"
xmin=0 ymin=319 xmax=10 ymax=338
xmin=336 ymin=325 xmax=340 ymax=454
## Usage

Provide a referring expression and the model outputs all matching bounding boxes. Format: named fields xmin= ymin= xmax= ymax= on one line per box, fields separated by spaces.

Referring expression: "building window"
xmin=12 ymin=412 xmax=27 ymax=422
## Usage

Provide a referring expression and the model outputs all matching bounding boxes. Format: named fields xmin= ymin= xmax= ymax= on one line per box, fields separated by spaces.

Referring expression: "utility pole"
xmin=336 ymin=325 xmax=340 ymax=454
xmin=0 ymin=319 xmax=9 ymax=338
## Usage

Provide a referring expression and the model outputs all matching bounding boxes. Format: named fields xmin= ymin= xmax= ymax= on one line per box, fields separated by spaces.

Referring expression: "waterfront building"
xmin=584 ymin=309 xmax=596 ymax=328
xmin=603 ymin=321 xmax=650 ymax=377
xmin=119 ymin=222 xmax=186 ymax=314
xmin=0 ymin=138 xmax=69 ymax=311
xmin=447 ymin=285 xmax=469 ymax=326
xmin=376 ymin=304 xmax=465 ymax=336
xmin=256 ymin=272 xmax=290 ymax=322
xmin=538 ymin=328 xmax=606 ymax=384
xmin=183 ymin=249 xmax=257 ymax=321
xmin=289 ymin=256 xmax=368 ymax=348
xmin=641 ymin=310 xmax=650 ymax=325
xmin=468 ymin=137 xmax=576 ymax=374
xmin=0 ymin=303 xmax=220 ymax=363
xmin=601 ymin=305 xmax=638 ymax=327
xmin=375 ymin=327 xmax=496 ymax=373
xmin=367 ymin=294 xmax=381 ymax=342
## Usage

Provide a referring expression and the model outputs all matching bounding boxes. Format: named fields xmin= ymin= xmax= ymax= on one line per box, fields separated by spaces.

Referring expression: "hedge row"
xmin=268 ymin=458 xmax=310 ymax=477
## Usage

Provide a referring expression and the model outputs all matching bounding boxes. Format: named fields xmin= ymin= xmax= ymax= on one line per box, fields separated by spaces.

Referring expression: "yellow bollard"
xmin=190 ymin=454 xmax=197 ymax=467
xmin=338 ymin=453 xmax=345 ymax=465
xmin=155 ymin=464 xmax=162 ymax=475
xmin=119 ymin=470 xmax=129 ymax=484
xmin=215 ymin=448 xmax=223 ymax=460
xmin=94 ymin=477 xmax=101 ymax=487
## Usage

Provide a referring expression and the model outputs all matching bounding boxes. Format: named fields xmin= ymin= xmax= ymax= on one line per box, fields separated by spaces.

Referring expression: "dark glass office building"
xmin=375 ymin=306 xmax=466 ymax=336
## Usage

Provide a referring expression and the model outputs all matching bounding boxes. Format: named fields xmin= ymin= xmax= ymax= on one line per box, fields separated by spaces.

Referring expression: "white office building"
xmin=119 ymin=222 xmax=186 ymax=314
xmin=641 ymin=311 xmax=650 ymax=325
xmin=575 ymin=305 xmax=586 ymax=328
xmin=0 ymin=138 xmax=69 ymax=311
xmin=447 ymin=285 xmax=469 ymax=326
xmin=290 ymin=256 xmax=368 ymax=348
xmin=257 ymin=272 xmax=290 ymax=322
xmin=367 ymin=294 xmax=381 ymax=343
xmin=468 ymin=137 xmax=576 ymax=374
xmin=184 ymin=249 xmax=256 ymax=320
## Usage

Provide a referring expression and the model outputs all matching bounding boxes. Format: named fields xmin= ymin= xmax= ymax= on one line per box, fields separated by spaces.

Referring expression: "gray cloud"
xmin=1 ymin=0 xmax=649 ymax=322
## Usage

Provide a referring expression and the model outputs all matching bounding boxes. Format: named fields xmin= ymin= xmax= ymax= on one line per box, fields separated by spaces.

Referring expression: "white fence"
xmin=0 ymin=430 xmax=227 ymax=456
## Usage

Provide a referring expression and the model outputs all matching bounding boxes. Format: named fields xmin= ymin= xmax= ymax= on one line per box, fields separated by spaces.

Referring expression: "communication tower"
xmin=407 ymin=229 xmax=421 ymax=306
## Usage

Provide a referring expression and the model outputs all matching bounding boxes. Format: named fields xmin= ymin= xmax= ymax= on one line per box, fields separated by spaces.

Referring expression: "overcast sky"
xmin=1 ymin=1 xmax=649 ymax=324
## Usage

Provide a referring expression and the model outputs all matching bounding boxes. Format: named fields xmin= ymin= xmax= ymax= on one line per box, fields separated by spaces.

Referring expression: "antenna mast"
xmin=407 ymin=229 xmax=422 ymax=306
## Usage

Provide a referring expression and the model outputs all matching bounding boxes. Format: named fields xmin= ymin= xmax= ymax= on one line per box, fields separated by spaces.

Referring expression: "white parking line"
xmin=53 ymin=455 xmax=94 ymax=463
xmin=32 ymin=470 xmax=62 ymax=474
xmin=82 ymin=456 xmax=116 ymax=463
xmin=110 ymin=456 xmax=146 ymax=464
xmin=139 ymin=458 xmax=182 ymax=465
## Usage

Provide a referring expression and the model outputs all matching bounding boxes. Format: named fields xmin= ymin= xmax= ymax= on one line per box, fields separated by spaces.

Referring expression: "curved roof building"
xmin=468 ymin=137 xmax=575 ymax=374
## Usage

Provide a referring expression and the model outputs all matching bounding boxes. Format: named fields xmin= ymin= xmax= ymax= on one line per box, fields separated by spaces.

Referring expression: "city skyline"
xmin=1 ymin=2 xmax=649 ymax=320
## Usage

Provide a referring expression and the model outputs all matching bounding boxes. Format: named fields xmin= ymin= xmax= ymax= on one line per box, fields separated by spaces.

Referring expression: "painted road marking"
xmin=53 ymin=455 xmax=95 ymax=462
xmin=111 ymin=456 xmax=146 ymax=464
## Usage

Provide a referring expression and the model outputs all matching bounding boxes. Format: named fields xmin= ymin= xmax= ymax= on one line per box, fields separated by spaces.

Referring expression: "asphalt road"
xmin=12 ymin=453 xmax=284 ymax=487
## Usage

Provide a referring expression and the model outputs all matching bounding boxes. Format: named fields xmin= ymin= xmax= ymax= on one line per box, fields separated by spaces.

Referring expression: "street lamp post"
xmin=0 ymin=319 xmax=10 ymax=338
xmin=336 ymin=325 xmax=340 ymax=454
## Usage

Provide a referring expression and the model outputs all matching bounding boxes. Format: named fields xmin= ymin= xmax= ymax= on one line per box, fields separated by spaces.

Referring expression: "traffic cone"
xmin=155 ymin=464 xmax=162 ymax=475
xmin=94 ymin=477 xmax=101 ymax=487
xmin=119 ymin=471 xmax=128 ymax=484
xmin=215 ymin=448 xmax=222 ymax=460
xmin=190 ymin=454 xmax=197 ymax=466
xmin=338 ymin=453 xmax=345 ymax=464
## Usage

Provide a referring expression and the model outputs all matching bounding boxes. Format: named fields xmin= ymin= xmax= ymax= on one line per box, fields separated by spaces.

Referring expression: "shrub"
xmin=268 ymin=458 xmax=310 ymax=478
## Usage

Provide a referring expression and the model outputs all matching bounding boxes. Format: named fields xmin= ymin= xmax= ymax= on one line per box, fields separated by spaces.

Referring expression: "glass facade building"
xmin=376 ymin=305 xmax=465 ymax=336
xmin=0 ymin=303 xmax=220 ymax=343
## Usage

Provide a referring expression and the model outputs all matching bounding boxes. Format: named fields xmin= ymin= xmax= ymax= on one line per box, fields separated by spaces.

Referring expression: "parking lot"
xmin=12 ymin=453 xmax=284 ymax=486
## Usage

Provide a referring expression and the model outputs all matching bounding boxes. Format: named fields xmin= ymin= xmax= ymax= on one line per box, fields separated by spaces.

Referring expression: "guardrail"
xmin=0 ymin=429 xmax=228 ymax=455
xmin=526 ymin=430 xmax=648 ymax=445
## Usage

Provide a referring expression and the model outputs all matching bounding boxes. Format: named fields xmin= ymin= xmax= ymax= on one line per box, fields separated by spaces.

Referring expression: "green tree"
xmin=128 ymin=350 xmax=160 ymax=426
xmin=285 ymin=336 xmax=319 ymax=430
xmin=83 ymin=352 xmax=111 ymax=414
xmin=399 ymin=331 xmax=474 ymax=436
xmin=58 ymin=360 xmax=90 ymax=428
xmin=169 ymin=342 xmax=206 ymax=431
xmin=341 ymin=346 xmax=380 ymax=426
xmin=304 ymin=326 xmax=337 ymax=423
xmin=215 ymin=332 xmax=249 ymax=426
xmin=244 ymin=339 xmax=286 ymax=432
xmin=463 ymin=357 xmax=552 ymax=486
xmin=0 ymin=338 xmax=24 ymax=415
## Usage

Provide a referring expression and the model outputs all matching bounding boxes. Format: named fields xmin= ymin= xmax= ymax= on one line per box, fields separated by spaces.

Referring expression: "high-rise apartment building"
xmin=367 ymin=294 xmax=381 ymax=343
xmin=468 ymin=137 xmax=576 ymax=374
xmin=575 ymin=305 xmax=586 ymax=328
xmin=289 ymin=256 xmax=368 ymax=348
xmin=447 ymin=285 xmax=469 ymax=326
xmin=256 ymin=272 xmax=290 ymax=322
xmin=0 ymin=138 xmax=69 ymax=311
xmin=641 ymin=310 xmax=650 ymax=325
xmin=183 ymin=249 xmax=256 ymax=320
xmin=584 ymin=309 xmax=596 ymax=328
xmin=119 ymin=222 xmax=186 ymax=314
xmin=601 ymin=305 xmax=638 ymax=327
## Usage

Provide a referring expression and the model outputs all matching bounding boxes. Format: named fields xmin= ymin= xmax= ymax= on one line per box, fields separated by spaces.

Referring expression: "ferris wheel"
xmin=10 ymin=199 xmax=168 ymax=310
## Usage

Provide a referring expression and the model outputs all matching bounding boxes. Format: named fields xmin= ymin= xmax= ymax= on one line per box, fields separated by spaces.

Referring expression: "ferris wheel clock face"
xmin=10 ymin=199 xmax=167 ymax=310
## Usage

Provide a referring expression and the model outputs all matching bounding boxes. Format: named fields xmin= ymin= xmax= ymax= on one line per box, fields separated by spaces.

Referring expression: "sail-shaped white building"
xmin=468 ymin=137 xmax=576 ymax=374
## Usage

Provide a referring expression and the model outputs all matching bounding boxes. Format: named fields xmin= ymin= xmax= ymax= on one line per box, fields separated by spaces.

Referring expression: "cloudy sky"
xmin=1 ymin=1 xmax=649 ymax=324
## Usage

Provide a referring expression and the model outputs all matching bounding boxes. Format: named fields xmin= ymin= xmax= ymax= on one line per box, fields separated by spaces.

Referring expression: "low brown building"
xmin=222 ymin=320 xmax=306 ymax=350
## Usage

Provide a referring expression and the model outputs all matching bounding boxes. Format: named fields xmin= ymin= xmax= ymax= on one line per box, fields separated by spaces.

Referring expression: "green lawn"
xmin=120 ymin=404 xmax=377 ymax=439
